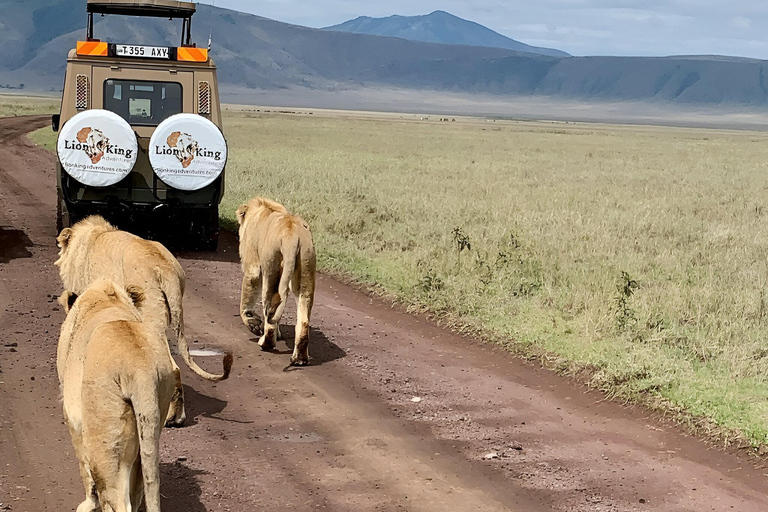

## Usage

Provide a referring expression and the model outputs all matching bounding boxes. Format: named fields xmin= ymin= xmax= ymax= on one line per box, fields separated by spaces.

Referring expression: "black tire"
xmin=173 ymin=208 xmax=219 ymax=251
xmin=196 ymin=231 xmax=219 ymax=252
xmin=197 ymin=209 xmax=220 ymax=251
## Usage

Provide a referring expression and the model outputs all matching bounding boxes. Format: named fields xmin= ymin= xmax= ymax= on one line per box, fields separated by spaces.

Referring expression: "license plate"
xmin=115 ymin=44 xmax=170 ymax=59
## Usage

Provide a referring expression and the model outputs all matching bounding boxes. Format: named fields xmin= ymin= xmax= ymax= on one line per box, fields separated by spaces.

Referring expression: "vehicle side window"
xmin=104 ymin=80 xmax=182 ymax=126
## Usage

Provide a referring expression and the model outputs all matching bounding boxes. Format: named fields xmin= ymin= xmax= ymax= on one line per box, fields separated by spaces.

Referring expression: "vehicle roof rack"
xmin=85 ymin=0 xmax=197 ymax=45
xmin=86 ymin=0 xmax=196 ymax=18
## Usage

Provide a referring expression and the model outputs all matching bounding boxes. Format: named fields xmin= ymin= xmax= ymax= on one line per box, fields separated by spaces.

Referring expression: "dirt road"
xmin=1 ymin=115 xmax=767 ymax=511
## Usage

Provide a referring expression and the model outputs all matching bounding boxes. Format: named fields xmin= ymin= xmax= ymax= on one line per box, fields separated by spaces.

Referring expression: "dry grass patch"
xmin=221 ymin=111 xmax=768 ymax=448
xmin=30 ymin=106 xmax=768 ymax=448
xmin=0 ymin=94 xmax=58 ymax=118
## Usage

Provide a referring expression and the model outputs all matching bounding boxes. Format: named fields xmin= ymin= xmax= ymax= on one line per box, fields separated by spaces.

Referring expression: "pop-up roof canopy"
xmin=86 ymin=0 xmax=196 ymax=18
xmin=85 ymin=0 xmax=198 ymax=45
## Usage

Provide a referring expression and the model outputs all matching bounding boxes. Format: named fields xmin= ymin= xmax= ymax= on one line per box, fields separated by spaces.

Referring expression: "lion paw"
xmin=290 ymin=355 xmax=309 ymax=366
xmin=164 ymin=404 xmax=187 ymax=428
xmin=242 ymin=311 xmax=263 ymax=336
xmin=258 ymin=334 xmax=275 ymax=351
xmin=165 ymin=415 xmax=186 ymax=428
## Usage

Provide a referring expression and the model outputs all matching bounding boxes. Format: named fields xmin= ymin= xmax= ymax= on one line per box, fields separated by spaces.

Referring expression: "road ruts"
xmin=0 ymin=114 xmax=767 ymax=511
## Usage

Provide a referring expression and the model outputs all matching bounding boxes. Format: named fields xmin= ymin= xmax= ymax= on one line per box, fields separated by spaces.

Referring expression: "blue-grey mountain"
xmin=323 ymin=10 xmax=569 ymax=58
xmin=5 ymin=0 xmax=768 ymax=106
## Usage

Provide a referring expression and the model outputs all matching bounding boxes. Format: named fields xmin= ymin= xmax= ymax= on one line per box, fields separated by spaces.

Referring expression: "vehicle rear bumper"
xmin=60 ymin=192 xmax=220 ymax=247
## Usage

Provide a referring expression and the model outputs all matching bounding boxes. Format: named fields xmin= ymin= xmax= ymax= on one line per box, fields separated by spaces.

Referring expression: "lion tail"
xmin=177 ymin=324 xmax=233 ymax=382
xmin=161 ymin=273 xmax=233 ymax=382
xmin=266 ymin=237 xmax=299 ymax=323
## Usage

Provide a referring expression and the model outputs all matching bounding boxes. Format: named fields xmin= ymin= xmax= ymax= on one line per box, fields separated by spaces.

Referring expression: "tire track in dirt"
xmin=1 ymin=115 xmax=767 ymax=511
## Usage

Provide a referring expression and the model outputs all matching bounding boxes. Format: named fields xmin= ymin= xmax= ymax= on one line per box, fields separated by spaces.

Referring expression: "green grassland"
xmin=0 ymin=94 xmax=58 ymax=118
xmin=29 ymin=107 xmax=768 ymax=449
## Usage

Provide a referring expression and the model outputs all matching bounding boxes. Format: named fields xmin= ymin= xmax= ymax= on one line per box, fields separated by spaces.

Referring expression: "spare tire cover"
xmin=57 ymin=109 xmax=138 ymax=187
xmin=149 ymin=113 xmax=227 ymax=191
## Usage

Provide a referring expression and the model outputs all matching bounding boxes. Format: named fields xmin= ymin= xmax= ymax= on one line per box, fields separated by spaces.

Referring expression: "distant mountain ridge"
xmin=324 ymin=10 xmax=569 ymax=58
xmin=4 ymin=0 xmax=768 ymax=107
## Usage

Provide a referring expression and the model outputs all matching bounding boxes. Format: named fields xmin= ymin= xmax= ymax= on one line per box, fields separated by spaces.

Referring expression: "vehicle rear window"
xmin=103 ymin=80 xmax=182 ymax=126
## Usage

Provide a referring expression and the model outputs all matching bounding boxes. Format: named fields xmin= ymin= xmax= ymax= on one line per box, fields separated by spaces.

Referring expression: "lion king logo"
xmin=76 ymin=127 xmax=109 ymax=164
xmin=166 ymin=131 xmax=198 ymax=169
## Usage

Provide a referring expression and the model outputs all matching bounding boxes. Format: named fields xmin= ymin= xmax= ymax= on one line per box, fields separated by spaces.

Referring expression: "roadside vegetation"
xmin=30 ymin=106 xmax=768 ymax=449
xmin=0 ymin=94 xmax=58 ymax=118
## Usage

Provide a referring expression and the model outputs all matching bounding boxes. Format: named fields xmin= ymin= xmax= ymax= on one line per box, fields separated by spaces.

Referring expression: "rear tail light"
xmin=198 ymin=81 xmax=211 ymax=115
xmin=177 ymin=47 xmax=208 ymax=62
xmin=75 ymin=74 xmax=89 ymax=110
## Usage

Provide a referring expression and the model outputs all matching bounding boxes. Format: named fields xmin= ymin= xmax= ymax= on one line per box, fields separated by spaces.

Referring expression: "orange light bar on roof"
xmin=176 ymin=47 xmax=208 ymax=62
xmin=76 ymin=41 xmax=108 ymax=57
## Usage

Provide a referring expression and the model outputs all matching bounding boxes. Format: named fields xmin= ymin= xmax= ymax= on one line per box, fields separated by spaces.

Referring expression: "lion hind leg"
xmin=290 ymin=274 xmax=314 ymax=367
xmin=82 ymin=391 xmax=139 ymax=512
xmin=258 ymin=269 xmax=280 ymax=351
xmin=74 ymin=457 xmax=99 ymax=512
xmin=67 ymin=418 xmax=100 ymax=512
xmin=129 ymin=458 xmax=144 ymax=512
xmin=76 ymin=497 xmax=100 ymax=512
xmin=134 ymin=398 xmax=166 ymax=512
xmin=84 ymin=442 xmax=135 ymax=512
xmin=75 ymin=478 xmax=99 ymax=512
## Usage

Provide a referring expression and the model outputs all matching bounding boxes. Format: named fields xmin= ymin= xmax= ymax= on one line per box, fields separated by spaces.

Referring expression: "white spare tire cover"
xmin=149 ymin=113 xmax=227 ymax=191
xmin=57 ymin=109 xmax=138 ymax=187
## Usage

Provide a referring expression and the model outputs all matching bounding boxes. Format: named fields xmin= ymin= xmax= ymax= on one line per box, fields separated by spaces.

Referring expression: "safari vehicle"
xmin=53 ymin=0 xmax=226 ymax=250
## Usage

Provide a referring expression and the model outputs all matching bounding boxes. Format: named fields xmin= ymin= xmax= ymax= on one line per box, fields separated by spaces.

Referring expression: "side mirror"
xmin=51 ymin=114 xmax=60 ymax=132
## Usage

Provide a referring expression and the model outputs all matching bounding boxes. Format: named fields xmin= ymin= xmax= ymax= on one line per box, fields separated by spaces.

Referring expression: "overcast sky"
xmin=199 ymin=1 xmax=768 ymax=59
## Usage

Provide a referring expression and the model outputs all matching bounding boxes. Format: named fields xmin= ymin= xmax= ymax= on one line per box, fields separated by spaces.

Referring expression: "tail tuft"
xmin=222 ymin=351 xmax=234 ymax=380
xmin=266 ymin=293 xmax=282 ymax=323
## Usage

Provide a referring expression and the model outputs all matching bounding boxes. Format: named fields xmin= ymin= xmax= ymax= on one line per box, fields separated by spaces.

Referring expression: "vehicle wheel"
xmin=197 ymin=209 xmax=219 ymax=251
xmin=178 ymin=208 xmax=219 ymax=251
xmin=197 ymin=231 xmax=219 ymax=252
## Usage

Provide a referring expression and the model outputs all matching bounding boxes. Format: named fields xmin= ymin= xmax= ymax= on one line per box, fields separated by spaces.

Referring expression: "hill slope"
xmin=3 ymin=2 xmax=517 ymax=91
xmin=4 ymin=0 xmax=768 ymax=106
xmin=324 ymin=10 xmax=569 ymax=58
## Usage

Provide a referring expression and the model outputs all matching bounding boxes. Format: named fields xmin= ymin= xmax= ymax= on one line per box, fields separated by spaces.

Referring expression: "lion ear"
xmin=125 ymin=285 xmax=145 ymax=307
xmin=57 ymin=228 xmax=73 ymax=249
xmin=58 ymin=291 xmax=78 ymax=313
xmin=236 ymin=204 xmax=249 ymax=225
xmin=76 ymin=127 xmax=91 ymax=143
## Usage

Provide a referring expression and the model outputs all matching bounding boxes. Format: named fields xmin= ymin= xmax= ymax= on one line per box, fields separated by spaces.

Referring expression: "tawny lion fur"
xmin=236 ymin=197 xmax=316 ymax=366
xmin=57 ymin=280 xmax=175 ymax=512
xmin=56 ymin=216 xmax=232 ymax=426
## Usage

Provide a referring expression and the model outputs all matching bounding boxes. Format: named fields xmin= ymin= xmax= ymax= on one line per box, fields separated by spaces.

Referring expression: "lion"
xmin=56 ymin=216 xmax=232 ymax=427
xmin=57 ymin=279 xmax=174 ymax=512
xmin=236 ymin=197 xmax=316 ymax=366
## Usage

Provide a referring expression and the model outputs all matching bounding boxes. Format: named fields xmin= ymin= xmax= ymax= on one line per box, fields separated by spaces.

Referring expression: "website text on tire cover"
xmin=53 ymin=0 xmax=226 ymax=251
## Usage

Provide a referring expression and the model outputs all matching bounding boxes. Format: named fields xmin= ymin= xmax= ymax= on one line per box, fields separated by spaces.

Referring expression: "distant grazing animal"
xmin=57 ymin=280 xmax=175 ymax=512
xmin=236 ymin=197 xmax=316 ymax=366
xmin=55 ymin=215 xmax=232 ymax=426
